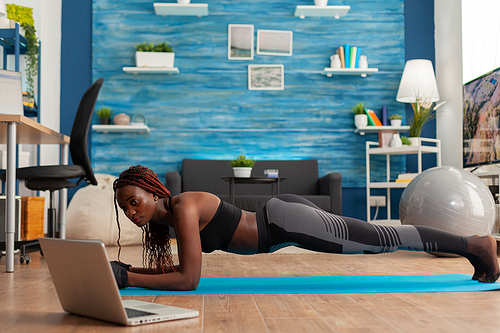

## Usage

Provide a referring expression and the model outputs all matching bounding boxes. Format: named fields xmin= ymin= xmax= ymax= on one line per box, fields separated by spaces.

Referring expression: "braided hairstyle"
xmin=113 ymin=165 xmax=177 ymax=274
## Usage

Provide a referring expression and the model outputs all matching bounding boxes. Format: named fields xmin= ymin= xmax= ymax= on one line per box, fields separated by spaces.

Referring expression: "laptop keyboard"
xmin=125 ymin=307 xmax=158 ymax=318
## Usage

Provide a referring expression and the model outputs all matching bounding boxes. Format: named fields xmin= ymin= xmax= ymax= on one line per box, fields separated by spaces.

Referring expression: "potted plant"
xmin=389 ymin=114 xmax=402 ymax=127
xmin=96 ymin=107 xmax=112 ymax=125
xmin=229 ymin=155 xmax=255 ymax=178
xmin=135 ymin=41 xmax=175 ymax=68
xmin=408 ymin=96 xmax=446 ymax=145
xmin=6 ymin=4 xmax=39 ymax=105
xmin=401 ymin=135 xmax=412 ymax=146
xmin=352 ymin=102 xmax=367 ymax=128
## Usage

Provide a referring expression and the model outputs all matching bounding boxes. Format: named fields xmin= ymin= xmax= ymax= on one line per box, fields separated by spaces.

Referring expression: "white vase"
xmin=314 ymin=0 xmax=328 ymax=6
xmin=330 ymin=54 xmax=341 ymax=69
xmin=358 ymin=55 xmax=368 ymax=69
xmin=135 ymin=52 xmax=175 ymax=68
xmin=390 ymin=119 xmax=402 ymax=127
xmin=354 ymin=114 xmax=368 ymax=128
xmin=390 ymin=133 xmax=402 ymax=148
xmin=233 ymin=167 xmax=252 ymax=178
xmin=177 ymin=0 xmax=191 ymax=3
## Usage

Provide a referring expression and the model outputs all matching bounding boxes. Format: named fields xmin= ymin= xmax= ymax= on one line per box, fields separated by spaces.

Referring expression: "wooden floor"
xmin=2 ymin=245 xmax=500 ymax=333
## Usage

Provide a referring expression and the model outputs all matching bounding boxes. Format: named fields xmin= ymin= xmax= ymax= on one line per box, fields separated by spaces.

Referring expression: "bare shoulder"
xmin=171 ymin=192 xmax=221 ymax=225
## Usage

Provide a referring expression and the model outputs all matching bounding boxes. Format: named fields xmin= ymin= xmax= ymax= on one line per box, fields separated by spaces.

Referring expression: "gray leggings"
xmin=256 ymin=194 xmax=468 ymax=255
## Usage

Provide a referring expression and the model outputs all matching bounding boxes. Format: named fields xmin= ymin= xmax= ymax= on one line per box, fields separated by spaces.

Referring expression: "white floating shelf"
xmin=322 ymin=68 xmax=378 ymax=77
xmin=122 ymin=67 xmax=180 ymax=74
xmin=153 ymin=3 xmax=208 ymax=16
xmin=355 ymin=126 xmax=410 ymax=135
xmin=92 ymin=124 xmax=150 ymax=134
xmin=294 ymin=5 xmax=350 ymax=19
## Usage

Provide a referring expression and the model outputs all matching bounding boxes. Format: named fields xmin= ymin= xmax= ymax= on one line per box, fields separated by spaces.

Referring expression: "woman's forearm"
xmin=127 ymin=270 xmax=199 ymax=291
xmin=129 ymin=265 xmax=180 ymax=274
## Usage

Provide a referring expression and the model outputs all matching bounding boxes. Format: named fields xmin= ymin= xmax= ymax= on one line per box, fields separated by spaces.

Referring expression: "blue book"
xmin=355 ymin=47 xmax=361 ymax=68
xmin=381 ymin=105 xmax=388 ymax=126
xmin=344 ymin=44 xmax=350 ymax=68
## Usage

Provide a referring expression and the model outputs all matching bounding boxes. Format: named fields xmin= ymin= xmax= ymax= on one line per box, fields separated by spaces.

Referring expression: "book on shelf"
xmin=344 ymin=43 xmax=350 ymax=68
xmin=355 ymin=47 xmax=361 ymax=68
xmin=395 ymin=173 xmax=419 ymax=182
xmin=337 ymin=47 xmax=345 ymax=68
xmin=350 ymin=47 xmax=357 ymax=69
xmin=365 ymin=109 xmax=383 ymax=126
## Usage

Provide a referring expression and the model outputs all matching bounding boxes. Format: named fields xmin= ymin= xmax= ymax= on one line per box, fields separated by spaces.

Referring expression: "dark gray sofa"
xmin=165 ymin=159 xmax=342 ymax=214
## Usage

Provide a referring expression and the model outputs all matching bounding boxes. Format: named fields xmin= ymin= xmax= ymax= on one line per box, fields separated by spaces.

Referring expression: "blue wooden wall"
xmin=91 ymin=0 xmax=405 ymax=188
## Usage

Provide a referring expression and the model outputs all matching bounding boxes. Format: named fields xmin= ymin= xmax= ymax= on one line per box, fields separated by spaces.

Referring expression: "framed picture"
xmin=257 ymin=30 xmax=293 ymax=56
xmin=228 ymin=24 xmax=254 ymax=60
xmin=248 ymin=65 xmax=284 ymax=90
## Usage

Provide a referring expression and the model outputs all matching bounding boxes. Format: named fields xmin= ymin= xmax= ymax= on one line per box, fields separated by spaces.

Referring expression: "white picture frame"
xmin=248 ymin=65 xmax=284 ymax=90
xmin=228 ymin=24 xmax=254 ymax=60
xmin=257 ymin=30 xmax=293 ymax=56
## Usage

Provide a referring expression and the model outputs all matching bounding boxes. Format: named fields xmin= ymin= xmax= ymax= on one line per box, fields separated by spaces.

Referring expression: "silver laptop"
xmin=39 ymin=238 xmax=199 ymax=326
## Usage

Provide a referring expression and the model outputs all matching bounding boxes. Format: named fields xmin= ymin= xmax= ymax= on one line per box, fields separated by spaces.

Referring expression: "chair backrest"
xmin=69 ymin=78 xmax=104 ymax=186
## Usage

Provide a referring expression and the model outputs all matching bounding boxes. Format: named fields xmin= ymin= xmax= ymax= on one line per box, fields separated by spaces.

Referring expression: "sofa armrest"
xmin=165 ymin=171 xmax=181 ymax=196
xmin=319 ymin=173 xmax=342 ymax=215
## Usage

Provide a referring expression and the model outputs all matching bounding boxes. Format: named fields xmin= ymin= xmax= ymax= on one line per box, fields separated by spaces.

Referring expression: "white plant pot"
xmin=135 ymin=52 xmax=175 ymax=68
xmin=314 ymin=0 xmax=328 ymax=6
xmin=354 ymin=114 xmax=368 ymax=128
xmin=408 ymin=137 xmax=420 ymax=146
xmin=390 ymin=119 xmax=402 ymax=127
xmin=233 ymin=167 xmax=252 ymax=178
xmin=177 ymin=0 xmax=191 ymax=3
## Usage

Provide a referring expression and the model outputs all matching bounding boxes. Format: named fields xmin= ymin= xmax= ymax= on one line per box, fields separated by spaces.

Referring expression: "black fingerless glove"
xmin=112 ymin=260 xmax=132 ymax=271
xmin=110 ymin=261 xmax=129 ymax=289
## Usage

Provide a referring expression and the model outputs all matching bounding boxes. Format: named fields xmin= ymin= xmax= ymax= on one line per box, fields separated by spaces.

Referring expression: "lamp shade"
xmin=396 ymin=59 xmax=440 ymax=103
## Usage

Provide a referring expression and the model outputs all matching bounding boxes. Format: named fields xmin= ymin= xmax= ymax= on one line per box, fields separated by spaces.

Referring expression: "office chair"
xmin=0 ymin=77 xmax=103 ymax=263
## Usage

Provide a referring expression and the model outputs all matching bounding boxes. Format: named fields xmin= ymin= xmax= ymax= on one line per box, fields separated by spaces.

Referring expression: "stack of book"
xmin=396 ymin=173 xmax=418 ymax=182
xmin=365 ymin=108 xmax=382 ymax=126
xmin=336 ymin=44 xmax=362 ymax=68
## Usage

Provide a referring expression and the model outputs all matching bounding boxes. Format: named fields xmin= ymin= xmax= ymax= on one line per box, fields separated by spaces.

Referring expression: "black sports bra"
xmin=199 ymin=200 xmax=242 ymax=253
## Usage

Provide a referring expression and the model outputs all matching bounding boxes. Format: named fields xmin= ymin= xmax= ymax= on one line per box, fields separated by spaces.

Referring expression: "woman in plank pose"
xmin=110 ymin=165 xmax=499 ymax=290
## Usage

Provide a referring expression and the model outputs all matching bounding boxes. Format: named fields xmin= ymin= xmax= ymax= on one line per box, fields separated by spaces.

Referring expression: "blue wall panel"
xmin=91 ymin=0 xmax=405 ymax=188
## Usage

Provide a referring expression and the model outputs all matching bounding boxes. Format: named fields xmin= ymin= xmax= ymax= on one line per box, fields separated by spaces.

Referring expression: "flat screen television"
xmin=463 ymin=66 xmax=500 ymax=168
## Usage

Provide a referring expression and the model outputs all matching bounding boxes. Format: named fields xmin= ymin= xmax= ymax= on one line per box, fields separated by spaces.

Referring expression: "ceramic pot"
xmin=390 ymin=119 xmax=402 ymax=127
xmin=135 ymin=52 xmax=175 ymax=68
xmin=330 ymin=54 xmax=341 ymax=69
xmin=233 ymin=167 xmax=252 ymax=178
xmin=113 ymin=113 xmax=131 ymax=125
xmin=409 ymin=137 xmax=420 ymax=146
xmin=354 ymin=114 xmax=368 ymax=128
xmin=99 ymin=118 xmax=110 ymax=125
xmin=314 ymin=0 xmax=328 ymax=6
xmin=359 ymin=55 xmax=368 ymax=69
xmin=177 ymin=0 xmax=191 ymax=3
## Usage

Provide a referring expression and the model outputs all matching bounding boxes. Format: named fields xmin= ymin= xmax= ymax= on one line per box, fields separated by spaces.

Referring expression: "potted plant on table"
xmin=389 ymin=114 xmax=402 ymax=127
xmin=135 ymin=41 xmax=175 ymax=68
xmin=352 ymin=102 xmax=367 ymax=128
xmin=230 ymin=155 xmax=255 ymax=178
xmin=408 ymin=96 xmax=446 ymax=146
xmin=96 ymin=107 xmax=112 ymax=125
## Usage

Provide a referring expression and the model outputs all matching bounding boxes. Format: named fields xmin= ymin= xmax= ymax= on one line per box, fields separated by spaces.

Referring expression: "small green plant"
xmin=229 ymin=155 xmax=255 ymax=168
xmin=96 ymin=107 xmax=111 ymax=119
xmin=6 ymin=4 xmax=39 ymax=101
xmin=135 ymin=42 xmax=173 ymax=53
xmin=401 ymin=136 xmax=412 ymax=146
xmin=352 ymin=102 xmax=365 ymax=115
xmin=389 ymin=114 xmax=402 ymax=120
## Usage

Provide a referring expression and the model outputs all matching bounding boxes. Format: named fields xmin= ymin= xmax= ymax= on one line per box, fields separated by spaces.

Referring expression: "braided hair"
xmin=113 ymin=165 xmax=177 ymax=274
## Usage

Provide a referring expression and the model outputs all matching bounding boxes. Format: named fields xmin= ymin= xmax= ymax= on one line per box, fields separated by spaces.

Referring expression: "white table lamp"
xmin=396 ymin=59 xmax=440 ymax=103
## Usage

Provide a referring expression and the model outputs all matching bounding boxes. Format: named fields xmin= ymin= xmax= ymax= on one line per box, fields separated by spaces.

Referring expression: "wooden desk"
xmin=0 ymin=115 xmax=70 ymax=272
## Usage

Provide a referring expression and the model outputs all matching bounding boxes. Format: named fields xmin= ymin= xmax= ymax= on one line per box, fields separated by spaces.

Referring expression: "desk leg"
xmin=5 ymin=123 xmax=16 ymax=273
xmin=230 ymin=181 xmax=235 ymax=205
xmin=58 ymin=144 xmax=69 ymax=239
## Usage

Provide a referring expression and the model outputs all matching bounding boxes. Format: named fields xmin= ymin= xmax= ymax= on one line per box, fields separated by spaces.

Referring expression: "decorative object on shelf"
xmin=400 ymin=166 xmax=495 ymax=237
xmin=389 ymin=133 xmax=402 ymax=148
xmin=228 ymin=24 xmax=254 ymax=60
xmin=134 ymin=41 xmax=175 ymax=68
xmin=96 ymin=107 xmax=111 ymax=125
xmin=388 ymin=114 xmax=402 ymax=127
xmin=248 ymin=65 xmax=284 ymax=90
xmin=365 ymin=108 xmax=383 ymax=126
xmin=5 ymin=4 xmax=38 ymax=103
xmin=314 ymin=0 xmax=328 ymax=6
xmin=400 ymin=135 xmax=412 ymax=146
xmin=335 ymin=44 xmax=363 ymax=69
xmin=358 ymin=55 xmax=368 ymax=69
xmin=264 ymin=169 xmax=279 ymax=178
xmin=131 ymin=114 xmax=147 ymax=126
xmin=396 ymin=59 xmax=446 ymax=140
xmin=257 ymin=30 xmax=293 ymax=56
xmin=113 ymin=113 xmax=130 ymax=125
xmin=330 ymin=54 xmax=341 ymax=69
xmin=352 ymin=102 xmax=367 ymax=128
xmin=229 ymin=155 xmax=255 ymax=178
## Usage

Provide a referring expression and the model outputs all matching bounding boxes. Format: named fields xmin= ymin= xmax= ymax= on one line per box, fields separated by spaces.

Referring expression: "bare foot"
xmin=465 ymin=235 xmax=499 ymax=283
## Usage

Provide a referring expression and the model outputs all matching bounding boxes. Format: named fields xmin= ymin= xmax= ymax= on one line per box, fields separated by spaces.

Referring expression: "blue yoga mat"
xmin=120 ymin=274 xmax=500 ymax=295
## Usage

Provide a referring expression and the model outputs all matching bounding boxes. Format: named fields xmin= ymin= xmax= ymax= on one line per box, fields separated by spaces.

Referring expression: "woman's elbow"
xmin=179 ymin=275 xmax=199 ymax=291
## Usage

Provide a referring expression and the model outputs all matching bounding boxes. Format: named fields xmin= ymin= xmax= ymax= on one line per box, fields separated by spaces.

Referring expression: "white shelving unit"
xmin=355 ymin=125 xmax=410 ymax=135
xmin=92 ymin=124 xmax=150 ymax=134
xmin=475 ymin=171 xmax=500 ymax=240
xmin=122 ymin=67 xmax=179 ymax=75
xmin=322 ymin=68 xmax=378 ymax=78
xmin=294 ymin=5 xmax=350 ymax=19
xmin=153 ymin=3 xmax=208 ymax=16
xmin=366 ymin=138 xmax=441 ymax=225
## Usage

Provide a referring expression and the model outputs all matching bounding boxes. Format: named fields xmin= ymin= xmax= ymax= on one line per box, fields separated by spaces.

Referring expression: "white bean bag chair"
xmin=66 ymin=173 xmax=143 ymax=246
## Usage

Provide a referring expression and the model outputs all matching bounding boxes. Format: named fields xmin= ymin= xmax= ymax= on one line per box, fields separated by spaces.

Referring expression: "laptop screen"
xmin=0 ymin=69 xmax=24 ymax=115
